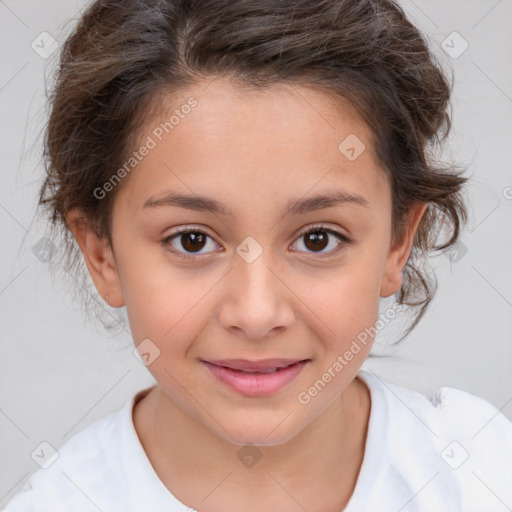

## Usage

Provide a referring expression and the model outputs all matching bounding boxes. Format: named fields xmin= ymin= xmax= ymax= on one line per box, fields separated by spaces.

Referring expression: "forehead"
xmin=161 ymin=77 xmax=374 ymax=151
xmin=117 ymin=77 xmax=389 ymax=214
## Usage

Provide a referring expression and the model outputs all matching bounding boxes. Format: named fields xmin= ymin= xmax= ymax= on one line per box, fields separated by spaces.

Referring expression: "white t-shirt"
xmin=3 ymin=369 xmax=512 ymax=512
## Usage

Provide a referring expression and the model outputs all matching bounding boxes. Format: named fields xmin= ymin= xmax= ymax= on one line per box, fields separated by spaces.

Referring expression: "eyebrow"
xmin=142 ymin=189 xmax=369 ymax=221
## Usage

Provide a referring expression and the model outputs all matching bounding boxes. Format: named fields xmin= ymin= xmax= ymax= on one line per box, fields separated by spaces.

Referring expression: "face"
xmin=71 ymin=77 xmax=426 ymax=446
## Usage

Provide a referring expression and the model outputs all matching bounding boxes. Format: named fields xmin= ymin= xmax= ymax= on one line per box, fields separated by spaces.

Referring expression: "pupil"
xmin=305 ymin=231 xmax=328 ymax=251
xmin=182 ymin=232 xmax=206 ymax=252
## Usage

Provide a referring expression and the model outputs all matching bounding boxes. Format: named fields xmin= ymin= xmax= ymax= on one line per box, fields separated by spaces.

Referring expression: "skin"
xmin=66 ymin=77 xmax=428 ymax=512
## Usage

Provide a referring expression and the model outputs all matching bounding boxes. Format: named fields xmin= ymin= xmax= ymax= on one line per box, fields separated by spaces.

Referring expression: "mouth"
xmin=203 ymin=358 xmax=308 ymax=371
xmin=200 ymin=358 xmax=310 ymax=396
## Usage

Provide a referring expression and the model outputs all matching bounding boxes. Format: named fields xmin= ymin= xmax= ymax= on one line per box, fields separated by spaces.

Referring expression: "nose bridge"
xmin=238 ymin=246 xmax=277 ymax=296
xmin=218 ymin=238 xmax=295 ymax=339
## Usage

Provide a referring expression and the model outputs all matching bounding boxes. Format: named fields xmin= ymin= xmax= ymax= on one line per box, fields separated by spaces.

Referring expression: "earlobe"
xmin=380 ymin=202 xmax=429 ymax=298
xmin=65 ymin=209 xmax=125 ymax=308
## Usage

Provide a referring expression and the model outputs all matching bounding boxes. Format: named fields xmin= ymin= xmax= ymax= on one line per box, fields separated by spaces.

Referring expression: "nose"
xmin=217 ymin=249 xmax=296 ymax=341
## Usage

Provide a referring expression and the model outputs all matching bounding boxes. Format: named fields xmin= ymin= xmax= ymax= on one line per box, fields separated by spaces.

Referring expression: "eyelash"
xmin=161 ymin=224 xmax=352 ymax=261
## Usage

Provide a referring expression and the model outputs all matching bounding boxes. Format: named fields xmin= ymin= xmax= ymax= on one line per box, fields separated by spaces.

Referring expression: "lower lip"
xmin=201 ymin=360 xmax=309 ymax=397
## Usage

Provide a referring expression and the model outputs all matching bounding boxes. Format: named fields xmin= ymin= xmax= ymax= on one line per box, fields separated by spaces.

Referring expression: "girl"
xmin=4 ymin=0 xmax=511 ymax=511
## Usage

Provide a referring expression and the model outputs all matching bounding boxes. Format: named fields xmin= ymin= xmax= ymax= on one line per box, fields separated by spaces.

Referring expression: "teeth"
xmin=239 ymin=368 xmax=278 ymax=374
xmin=221 ymin=362 xmax=301 ymax=374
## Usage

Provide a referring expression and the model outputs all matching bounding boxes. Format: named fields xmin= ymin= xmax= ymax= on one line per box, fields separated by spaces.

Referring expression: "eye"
xmin=161 ymin=227 xmax=220 ymax=259
xmin=161 ymin=223 xmax=352 ymax=260
xmin=290 ymin=224 xmax=351 ymax=257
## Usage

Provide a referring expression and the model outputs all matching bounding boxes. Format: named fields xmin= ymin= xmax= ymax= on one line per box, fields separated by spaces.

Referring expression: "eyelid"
xmin=295 ymin=223 xmax=351 ymax=241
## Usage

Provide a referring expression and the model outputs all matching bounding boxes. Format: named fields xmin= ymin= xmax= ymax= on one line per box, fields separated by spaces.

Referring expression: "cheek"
xmin=123 ymin=271 xmax=210 ymax=347
xmin=303 ymin=251 xmax=386 ymax=354
xmin=113 ymin=239 xmax=206 ymax=343
xmin=124 ymin=276 xmax=211 ymax=395
xmin=292 ymin=251 xmax=383 ymax=333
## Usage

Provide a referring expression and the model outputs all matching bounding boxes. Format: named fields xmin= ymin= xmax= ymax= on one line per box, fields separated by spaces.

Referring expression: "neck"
xmin=134 ymin=376 xmax=371 ymax=512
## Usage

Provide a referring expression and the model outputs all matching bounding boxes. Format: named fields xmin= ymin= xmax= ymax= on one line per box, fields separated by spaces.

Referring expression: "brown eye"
xmin=162 ymin=228 xmax=219 ymax=258
xmin=291 ymin=225 xmax=351 ymax=256
xmin=179 ymin=232 xmax=207 ymax=253
xmin=303 ymin=230 xmax=329 ymax=252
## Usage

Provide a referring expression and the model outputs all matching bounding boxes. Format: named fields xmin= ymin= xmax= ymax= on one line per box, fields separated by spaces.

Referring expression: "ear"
xmin=380 ymin=202 xmax=429 ymax=298
xmin=65 ymin=209 xmax=125 ymax=307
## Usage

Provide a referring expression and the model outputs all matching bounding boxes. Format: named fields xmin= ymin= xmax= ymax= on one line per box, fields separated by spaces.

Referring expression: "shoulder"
xmin=2 ymin=388 xmax=151 ymax=512
xmin=382 ymin=374 xmax=512 ymax=457
xmin=425 ymin=383 xmax=512 ymax=507
xmin=360 ymin=369 xmax=512 ymax=445
xmin=358 ymin=370 xmax=512 ymax=511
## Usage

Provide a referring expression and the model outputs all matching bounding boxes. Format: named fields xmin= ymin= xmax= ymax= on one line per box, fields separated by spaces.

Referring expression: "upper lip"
xmin=202 ymin=358 xmax=308 ymax=371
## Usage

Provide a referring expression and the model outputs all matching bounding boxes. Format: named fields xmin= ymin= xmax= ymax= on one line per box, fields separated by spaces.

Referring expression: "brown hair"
xmin=39 ymin=0 xmax=468 ymax=344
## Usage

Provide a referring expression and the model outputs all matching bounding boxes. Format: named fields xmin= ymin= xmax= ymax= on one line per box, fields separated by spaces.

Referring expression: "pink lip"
xmin=201 ymin=359 xmax=309 ymax=397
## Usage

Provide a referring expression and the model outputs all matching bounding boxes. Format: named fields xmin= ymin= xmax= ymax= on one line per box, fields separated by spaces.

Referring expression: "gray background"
xmin=1 ymin=0 xmax=511 ymax=507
